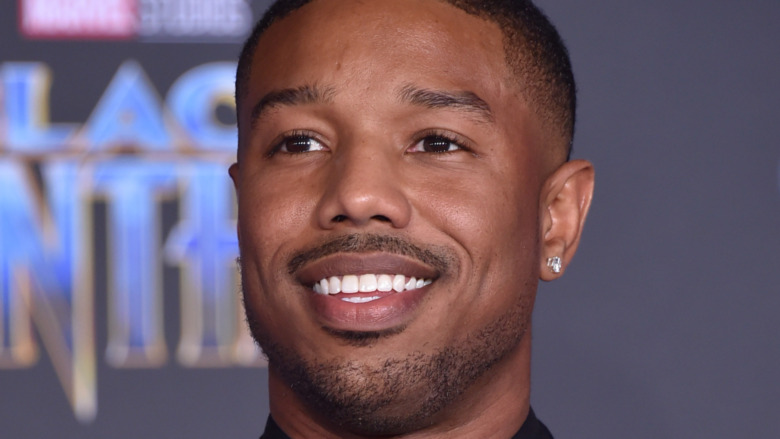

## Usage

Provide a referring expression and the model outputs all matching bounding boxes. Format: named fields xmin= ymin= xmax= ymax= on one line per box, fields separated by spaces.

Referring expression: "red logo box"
xmin=19 ymin=0 xmax=136 ymax=40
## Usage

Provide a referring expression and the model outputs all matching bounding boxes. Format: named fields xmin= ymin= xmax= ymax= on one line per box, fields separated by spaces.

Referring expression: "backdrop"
xmin=1 ymin=1 xmax=778 ymax=438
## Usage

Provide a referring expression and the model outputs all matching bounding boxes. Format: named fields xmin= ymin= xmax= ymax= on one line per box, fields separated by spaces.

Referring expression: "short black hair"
xmin=236 ymin=0 xmax=576 ymax=157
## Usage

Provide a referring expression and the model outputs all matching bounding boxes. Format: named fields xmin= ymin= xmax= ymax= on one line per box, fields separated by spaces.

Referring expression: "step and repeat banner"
xmin=1 ymin=1 xmax=275 ymax=437
xmin=2 ymin=1 xmax=779 ymax=438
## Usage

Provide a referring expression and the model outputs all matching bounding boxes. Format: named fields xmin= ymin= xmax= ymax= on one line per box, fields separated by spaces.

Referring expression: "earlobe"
xmin=539 ymin=159 xmax=595 ymax=281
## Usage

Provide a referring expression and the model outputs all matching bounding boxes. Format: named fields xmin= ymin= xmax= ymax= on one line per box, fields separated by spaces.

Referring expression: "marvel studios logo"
xmin=19 ymin=0 xmax=252 ymax=42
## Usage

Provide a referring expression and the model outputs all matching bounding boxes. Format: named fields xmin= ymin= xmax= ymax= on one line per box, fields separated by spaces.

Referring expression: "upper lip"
xmin=294 ymin=253 xmax=439 ymax=287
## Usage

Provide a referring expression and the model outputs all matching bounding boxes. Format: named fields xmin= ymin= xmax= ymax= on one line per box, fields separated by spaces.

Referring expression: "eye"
xmin=275 ymin=133 xmax=327 ymax=154
xmin=408 ymin=133 xmax=468 ymax=154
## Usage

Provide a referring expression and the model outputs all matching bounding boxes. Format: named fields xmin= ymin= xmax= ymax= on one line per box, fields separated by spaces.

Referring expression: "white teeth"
xmin=393 ymin=274 xmax=406 ymax=292
xmin=341 ymin=296 xmax=382 ymax=303
xmin=329 ymin=276 xmax=341 ymax=294
xmin=377 ymin=274 xmax=393 ymax=292
xmin=341 ymin=275 xmax=359 ymax=293
xmin=312 ymin=274 xmax=433 ymax=296
xmin=359 ymin=274 xmax=378 ymax=292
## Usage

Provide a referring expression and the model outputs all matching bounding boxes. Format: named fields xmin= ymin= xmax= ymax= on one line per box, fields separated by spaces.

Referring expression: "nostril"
xmin=331 ymin=214 xmax=391 ymax=224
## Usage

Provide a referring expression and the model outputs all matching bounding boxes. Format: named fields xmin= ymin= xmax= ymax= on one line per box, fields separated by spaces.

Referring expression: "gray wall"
xmin=1 ymin=1 xmax=778 ymax=437
xmin=532 ymin=1 xmax=780 ymax=437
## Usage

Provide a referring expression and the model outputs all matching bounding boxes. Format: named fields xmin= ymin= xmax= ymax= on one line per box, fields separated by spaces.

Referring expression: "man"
xmin=230 ymin=0 xmax=594 ymax=437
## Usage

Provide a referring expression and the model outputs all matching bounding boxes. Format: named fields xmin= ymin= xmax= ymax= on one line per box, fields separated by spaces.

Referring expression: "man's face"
xmin=232 ymin=0 xmax=552 ymax=434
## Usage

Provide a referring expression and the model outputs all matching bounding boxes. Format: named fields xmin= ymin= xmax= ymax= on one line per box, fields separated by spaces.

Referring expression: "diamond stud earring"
xmin=546 ymin=256 xmax=562 ymax=274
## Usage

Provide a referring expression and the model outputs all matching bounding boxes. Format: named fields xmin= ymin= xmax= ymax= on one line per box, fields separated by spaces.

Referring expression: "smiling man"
xmin=230 ymin=0 xmax=594 ymax=438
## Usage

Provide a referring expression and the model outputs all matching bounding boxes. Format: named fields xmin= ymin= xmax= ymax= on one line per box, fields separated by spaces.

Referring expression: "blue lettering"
xmin=92 ymin=159 xmax=177 ymax=367
xmin=1 ymin=63 xmax=77 ymax=152
xmin=164 ymin=161 xmax=244 ymax=365
xmin=83 ymin=61 xmax=172 ymax=151
xmin=0 ymin=59 xmax=255 ymax=423
xmin=167 ymin=62 xmax=237 ymax=151
xmin=0 ymin=158 xmax=96 ymax=421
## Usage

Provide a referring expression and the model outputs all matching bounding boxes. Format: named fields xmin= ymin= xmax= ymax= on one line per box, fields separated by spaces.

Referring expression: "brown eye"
xmin=279 ymin=135 xmax=325 ymax=153
xmin=409 ymin=135 xmax=462 ymax=153
xmin=424 ymin=137 xmax=452 ymax=152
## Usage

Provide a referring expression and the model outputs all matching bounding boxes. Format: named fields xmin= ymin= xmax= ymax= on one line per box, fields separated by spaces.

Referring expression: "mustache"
xmin=287 ymin=234 xmax=454 ymax=275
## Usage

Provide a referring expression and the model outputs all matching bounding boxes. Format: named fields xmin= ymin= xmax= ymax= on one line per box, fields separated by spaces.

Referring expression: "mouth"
xmin=294 ymin=252 xmax=440 ymax=332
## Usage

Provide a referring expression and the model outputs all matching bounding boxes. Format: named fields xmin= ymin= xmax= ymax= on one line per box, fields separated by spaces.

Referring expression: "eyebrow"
xmin=397 ymin=84 xmax=494 ymax=124
xmin=250 ymin=84 xmax=335 ymax=128
xmin=248 ymin=83 xmax=494 ymax=128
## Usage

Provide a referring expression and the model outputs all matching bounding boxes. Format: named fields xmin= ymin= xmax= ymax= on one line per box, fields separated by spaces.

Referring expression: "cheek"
xmin=417 ymin=167 xmax=539 ymax=254
xmin=412 ymin=165 xmax=541 ymax=310
xmin=236 ymin=174 xmax=320 ymax=338
xmin=236 ymin=169 xmax=320 ymax=309
xmin=238 ymin=169 xmax=316 ymax=247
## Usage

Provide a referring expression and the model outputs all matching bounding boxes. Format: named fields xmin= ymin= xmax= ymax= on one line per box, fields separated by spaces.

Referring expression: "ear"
xmin=229 ymin=162 xmax=241 ymax=242
xmin=228 ymin=162 xmax=240 ymax=188
xmin=539 ymin=159 xmax=595 ymax=281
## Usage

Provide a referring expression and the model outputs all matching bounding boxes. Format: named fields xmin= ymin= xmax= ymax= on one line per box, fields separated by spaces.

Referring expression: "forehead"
xmin=243 ymin=0 xmax=516 ymax=113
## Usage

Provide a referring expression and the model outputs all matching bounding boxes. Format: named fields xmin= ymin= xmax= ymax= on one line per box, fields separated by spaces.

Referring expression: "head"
xmin=230 ymin=0 xmax=594 ymax=436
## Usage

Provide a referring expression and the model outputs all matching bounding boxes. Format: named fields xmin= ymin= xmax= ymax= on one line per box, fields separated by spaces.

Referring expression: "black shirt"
xmin=260 ymin=408 xmax=553 ymax=438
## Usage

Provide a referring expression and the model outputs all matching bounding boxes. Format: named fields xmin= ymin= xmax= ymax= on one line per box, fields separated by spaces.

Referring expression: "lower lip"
xmin=310 ymin=287 xmax=430 ymax=332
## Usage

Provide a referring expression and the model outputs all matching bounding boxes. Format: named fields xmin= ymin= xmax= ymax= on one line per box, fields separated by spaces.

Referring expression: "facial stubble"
xmin=242 ymin=235 xmax=536 ymax=435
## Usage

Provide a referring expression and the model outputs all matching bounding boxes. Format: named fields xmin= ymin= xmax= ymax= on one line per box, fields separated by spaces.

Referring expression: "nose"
xmin=315 ymin=141 xmax=412 ymax=230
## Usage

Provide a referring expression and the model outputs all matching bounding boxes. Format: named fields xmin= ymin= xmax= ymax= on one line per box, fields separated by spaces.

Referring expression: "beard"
xmin=241 ymin=233 xmax=535 ymax=435
xmin=244 ymin=290 xmax=532 ymax=436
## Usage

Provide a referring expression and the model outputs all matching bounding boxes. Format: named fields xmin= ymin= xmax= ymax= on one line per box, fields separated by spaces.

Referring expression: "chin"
xmin=246 ymin=288 xmax=533 ymax=436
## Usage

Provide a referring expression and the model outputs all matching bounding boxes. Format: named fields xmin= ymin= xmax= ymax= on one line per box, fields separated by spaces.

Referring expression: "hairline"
xmin=235 ymin=0 xmax=575 ymax=159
